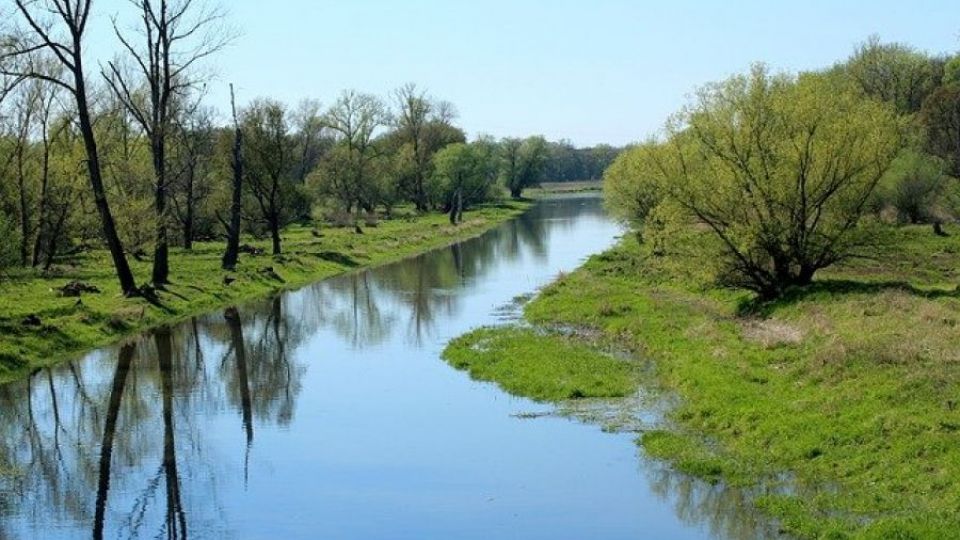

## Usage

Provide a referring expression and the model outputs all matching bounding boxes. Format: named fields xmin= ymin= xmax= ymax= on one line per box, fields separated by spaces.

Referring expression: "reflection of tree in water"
xmin=0 ymin=195 xmax=605 ymax=537
xmin=297 ymin=197 xmax=592 ymax=347
xmin=219 ymin=297 xmax=307 ymax=427
xmin=0 ymin=298 xmax=309 ymax=538
xmin=645 ymin=463 xmax=782 ymax=540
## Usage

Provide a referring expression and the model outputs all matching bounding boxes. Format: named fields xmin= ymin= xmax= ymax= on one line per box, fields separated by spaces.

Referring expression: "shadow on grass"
xmin=314 ymin=251 xmax=359 ymax=267
xmin=739 ymin=279 xmax=960 ymax=317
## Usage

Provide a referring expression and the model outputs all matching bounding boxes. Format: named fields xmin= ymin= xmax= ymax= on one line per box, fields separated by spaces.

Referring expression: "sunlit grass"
xmin=0 ymin=201 xmax=530 ymax=383
xmin=475 ymin=223 xmax=960 ymax=538
xmin=443 ymin=326 xmax=638 ymax=402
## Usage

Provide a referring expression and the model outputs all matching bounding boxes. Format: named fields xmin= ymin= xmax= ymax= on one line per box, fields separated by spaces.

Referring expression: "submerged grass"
xmin=0 ymin=202 xmax=530 ymax=383
xmin=443 ymin=326 xmax=639 ymax=402
xmin=445 ymin=223 xmax=960 ymax=539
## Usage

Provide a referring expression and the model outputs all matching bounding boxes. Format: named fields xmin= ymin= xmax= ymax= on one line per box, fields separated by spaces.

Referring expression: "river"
xmin=0 ymin=195 xmax=776 ymax=539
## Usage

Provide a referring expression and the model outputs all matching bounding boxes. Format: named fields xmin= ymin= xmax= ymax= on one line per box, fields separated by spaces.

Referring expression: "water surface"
xmin=0 ymin=196 xmax=775 ymax=539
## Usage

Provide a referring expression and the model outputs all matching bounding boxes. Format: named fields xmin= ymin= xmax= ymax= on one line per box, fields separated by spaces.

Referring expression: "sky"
xmin=83 ymin=0 xmax=960 ymax=146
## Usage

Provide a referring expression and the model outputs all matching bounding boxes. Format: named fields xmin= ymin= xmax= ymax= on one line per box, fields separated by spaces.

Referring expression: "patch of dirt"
xmin=740 ymin=319 xmax=804 ymax=348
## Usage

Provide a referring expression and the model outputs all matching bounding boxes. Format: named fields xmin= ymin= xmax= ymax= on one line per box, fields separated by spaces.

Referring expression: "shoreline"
xmin=0 ymin=201 xmax=532 ymax=384
xmin=444 ymin=224 xmax=960 ymax=538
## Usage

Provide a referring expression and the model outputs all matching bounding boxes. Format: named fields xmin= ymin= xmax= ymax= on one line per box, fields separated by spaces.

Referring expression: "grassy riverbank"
xmin=0 ymin=202 xmax=530 ymax=383
xmin=444 ymin=223 xmax=960 ymax=539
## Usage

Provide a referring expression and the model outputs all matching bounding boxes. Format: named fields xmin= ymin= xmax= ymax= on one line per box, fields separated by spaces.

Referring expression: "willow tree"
xmin=499 ymin=136 xmax=548 ymax=199
xmin=633 ymin=66 xmax=901 ymax=298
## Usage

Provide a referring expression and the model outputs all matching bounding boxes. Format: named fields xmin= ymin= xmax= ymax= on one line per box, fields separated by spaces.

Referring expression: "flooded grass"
xmin=443 ymin=326 xmax=639 ymax=402
xmin=504 ymin=223 xmax=960 ymax=538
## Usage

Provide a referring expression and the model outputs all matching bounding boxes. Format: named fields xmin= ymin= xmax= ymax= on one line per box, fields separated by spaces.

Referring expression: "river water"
xmin=0 ymin=195 xmax=776 ymax=539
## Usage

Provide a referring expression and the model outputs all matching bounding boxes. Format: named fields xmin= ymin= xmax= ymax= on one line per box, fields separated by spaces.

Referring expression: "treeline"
xmin=541 ymin=141 xmax=621 ymax=183
xmin=605 ymin=36 xmax=960 ymax=299
xmin=0 ymin=0 xmax=607 ymax=295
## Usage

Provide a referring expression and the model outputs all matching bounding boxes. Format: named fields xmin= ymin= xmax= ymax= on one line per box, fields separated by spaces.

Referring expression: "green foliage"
xmin=602 ymin=140 xmax=667 ymax=232
xmin=432 ymin=141 xmax=499 ymax=211
xmin=542 ymin=140 xmax=622 ymax=182
xmin=843 ymin=36 xmax=944 ymax=114
xmin=0 ymin=213 xmax=21 ymax=273
xmin=943 ymin=55 xmax=960 ymax=86
xmin=443 ymin=326 xmax=638 ymax=402
xmin=616 ymin=65 xmax=902 ymax=298
xmin=874 ymin=150 xmax=954 ymax=224
xmin=919 ymin=83 xmax=960 ymax=177
xmin=499 ymin=136 xmax=549 ymax=198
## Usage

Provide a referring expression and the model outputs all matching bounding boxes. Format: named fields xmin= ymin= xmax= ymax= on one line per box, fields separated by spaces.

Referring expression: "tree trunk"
xmin=157 ymin=328 xmax=188 ymax=540
xmin=75 ymin=70 xmax=138 ymax=296
xmin=32 ymin=135 xmax=52 ymax=267
xmin=183 ymin=169 xmax=195 ymax=250
xmin=222 ymin=86 xmax=243 ymax=271
xmin=270 ymin=214 xmax=282 ymax=255
xmin=152 ymin=145 xmax=170 ymax=285
xmin=17 ymin=159 xmax=30 ymax=266
xmin=93 ymin=343 xmax=135 ymax=540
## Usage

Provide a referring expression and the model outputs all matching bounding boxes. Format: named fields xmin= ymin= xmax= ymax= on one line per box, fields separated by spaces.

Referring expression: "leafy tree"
xmin=391 ymin=84 xmax=460 ymax=211
xmin=844 ymin=36 xmax=943 ymax=115
xmin=499 ymin=136 xmax=548 ymax=199
xmin=944 ymin=55 xmax=960 ymax=86
xmin=0 ymin=212 xmax=20 ymax=276
xmin=7 ymin=0 xmax=138 ymax=295
xmin=920 ymin=84 xmax=960 ymax=178
xmin=875 ymin=150 xmax=952 ymax=228
xmin=602 ymin=140 xmax=666 ymax=238
xmin=316 ymin=90 xmax=386 ymax=214
xmin=242 ymin=98 xmax=298 ymax=255
xmin=433 ymin=141 xmax=497 ymax=224
xmin=639 ymin=66 xmax=901 ymax=298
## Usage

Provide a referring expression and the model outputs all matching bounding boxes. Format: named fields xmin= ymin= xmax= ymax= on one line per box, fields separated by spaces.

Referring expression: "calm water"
xmin=0 ymin=196 xmax=775 ymax=539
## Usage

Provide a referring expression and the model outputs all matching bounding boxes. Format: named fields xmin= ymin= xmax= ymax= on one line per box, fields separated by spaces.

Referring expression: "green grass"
xmin=0 ymin=202 xmax=530 ymax=383
xmin=443 ymin=326 xmax=639 ymax=402
xmin=454 ymin=223 xmax=960 ymax=538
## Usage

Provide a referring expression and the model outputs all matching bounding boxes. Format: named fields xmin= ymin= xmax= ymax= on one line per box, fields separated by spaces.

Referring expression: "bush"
xmin=875 ymin=150 xmax=954 ymax=225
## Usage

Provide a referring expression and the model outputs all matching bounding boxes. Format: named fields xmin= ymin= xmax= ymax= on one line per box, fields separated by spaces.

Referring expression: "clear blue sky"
xmin=89 ymin=0 xmax=959 ymax=146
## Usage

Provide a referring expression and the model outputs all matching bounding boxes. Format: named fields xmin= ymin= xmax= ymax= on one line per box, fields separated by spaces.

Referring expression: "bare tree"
xmin=4 ymin=0 xmax=138 ymax=295
xmin=392 ymin=84 xmax=457 ymax=211
xmin=243 ymin=97 xmax=295 ymax=255
xmin=170 ymin=102 xmax=215 ymax=250
xmin=221 ymin=83 xmax=242 ymax=270
xmin=29 ymin=75 xmax=69 ymax=267
xmin=104 ymin=0 xmax=228 ymax=285
xmin=322 ymin=90 xmax=386 ymax=214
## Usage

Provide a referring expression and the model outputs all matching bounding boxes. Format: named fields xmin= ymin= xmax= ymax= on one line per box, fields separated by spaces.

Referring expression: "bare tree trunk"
xmin=270 ymin=214 xmax=282 ymax=255
xmin=16 ymin=147 xmax=30 ymax=266
xmin=93 ymin=343 xmax=135 ymax=540
xmin=152 ymin=144 xmax=170 ymax=285
xmin=157 ymin=328 xmax=188 ymax=540
xmin=32 ymin=121 xmax=53 ymax=267
xmin=76 ymin=76 xmax=138 ymax=295
xmin=183 ymin=167 xmax=195 ymax=250
xmin=223 ymin=85 xmax=243 ymax=270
